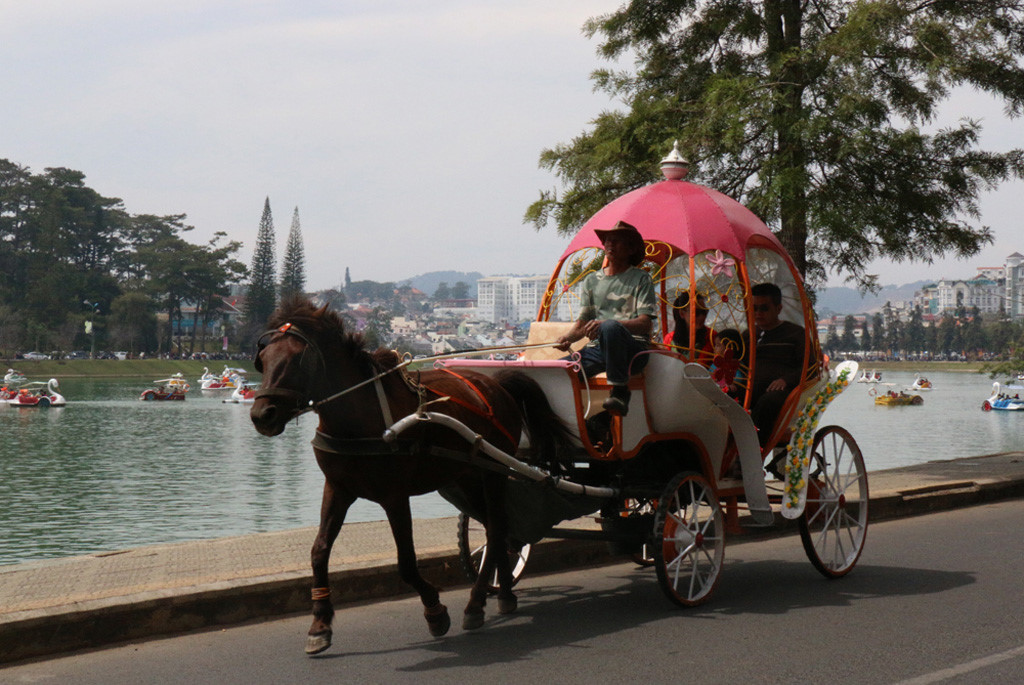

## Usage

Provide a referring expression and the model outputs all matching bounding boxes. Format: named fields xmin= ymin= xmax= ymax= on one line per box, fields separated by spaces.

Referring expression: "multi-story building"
xmin=477 ymin=275 xmax=550 ymax=323
xmin=914 ymin=252 xmax=1024 ymax=318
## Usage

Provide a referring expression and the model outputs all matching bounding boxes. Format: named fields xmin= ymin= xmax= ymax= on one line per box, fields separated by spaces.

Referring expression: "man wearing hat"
xmin=554 ymin=221 xmax=656 ymax=414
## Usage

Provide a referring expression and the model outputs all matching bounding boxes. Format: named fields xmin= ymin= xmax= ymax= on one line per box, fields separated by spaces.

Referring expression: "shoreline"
xmin=2 ymin=359 xmax=256 ymax=378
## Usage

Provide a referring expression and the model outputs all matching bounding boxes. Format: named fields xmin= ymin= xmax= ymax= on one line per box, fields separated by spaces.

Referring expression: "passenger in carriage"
xmin=711 ymin=328 xmax=744 ymax=395
xmin=664 ymin=291 xmax=714 ymax=362
xmin=746 ymin=283 xmax=806 ymax=447
xmin=554 ymin=220 xmax=656 ymax=416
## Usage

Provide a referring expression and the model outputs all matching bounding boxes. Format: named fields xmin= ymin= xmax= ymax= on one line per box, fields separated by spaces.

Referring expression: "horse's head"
xmin=250 ymin=298 xmax=345 ymax=436
xmin=250 ymin=321 xmax=326 ymax=435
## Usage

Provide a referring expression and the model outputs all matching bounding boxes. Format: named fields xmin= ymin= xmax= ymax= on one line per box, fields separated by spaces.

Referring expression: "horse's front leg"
xmin=306 ymin=484 xmax=356 ymax=656
xmin=384 ymin=498 xmax=451 ymax=637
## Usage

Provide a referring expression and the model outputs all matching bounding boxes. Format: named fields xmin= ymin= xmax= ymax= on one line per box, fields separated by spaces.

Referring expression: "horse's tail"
xmin=493 ymin=370 xmax=573 ymax=468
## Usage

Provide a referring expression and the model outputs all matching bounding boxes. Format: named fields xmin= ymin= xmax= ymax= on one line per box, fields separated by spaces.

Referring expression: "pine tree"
xmin=244 ymin=197 xmax=277 ymax=338
xmin=280 ymin=206 xmax=306 ymax=299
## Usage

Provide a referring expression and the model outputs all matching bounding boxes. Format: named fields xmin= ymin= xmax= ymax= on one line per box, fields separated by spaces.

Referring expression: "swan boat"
xmin=7 ymin=379 xmax=66 ymax=407
xmin=981 ymin=382 xmax=1024 ymax=411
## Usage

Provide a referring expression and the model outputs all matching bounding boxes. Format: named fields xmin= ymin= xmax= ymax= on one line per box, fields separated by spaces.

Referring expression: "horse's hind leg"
xmin=464 ymin=474 xmax=516 ymax=630
xmin=384 ymin=498 xmax=451 ymax=637
xmin=306 ymin=485 xmax=355 ymax=656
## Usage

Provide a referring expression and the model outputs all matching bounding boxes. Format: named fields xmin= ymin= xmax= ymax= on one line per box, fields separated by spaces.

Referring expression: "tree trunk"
xmin=765 ymin=0 xmax=809 ymax=277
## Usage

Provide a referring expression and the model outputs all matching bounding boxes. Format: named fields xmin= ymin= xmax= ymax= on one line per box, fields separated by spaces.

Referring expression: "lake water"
xmin=1 ymin=371 xmax=1021 ymax=565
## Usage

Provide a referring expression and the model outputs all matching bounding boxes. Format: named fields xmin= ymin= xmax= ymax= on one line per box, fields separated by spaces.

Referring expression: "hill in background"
xmin=814 ymin=281 xmax=929 ymax=316
xmin=402 ymin=271 xmax=484 ymax=298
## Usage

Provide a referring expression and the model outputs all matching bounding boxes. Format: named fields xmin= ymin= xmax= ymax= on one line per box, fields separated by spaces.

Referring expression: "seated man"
xmin=747 ymin=282 xmax=806 ymax=447
xmin=554 ymin=221 xmax=656 ymax=415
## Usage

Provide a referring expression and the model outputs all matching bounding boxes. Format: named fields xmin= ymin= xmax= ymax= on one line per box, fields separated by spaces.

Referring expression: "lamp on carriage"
xmin=660 ymin=140 xmax=689 ymax=180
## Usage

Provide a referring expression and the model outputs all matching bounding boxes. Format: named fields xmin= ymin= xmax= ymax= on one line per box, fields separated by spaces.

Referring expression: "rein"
xmin=255 ymin=323 xmax=561 ymax=423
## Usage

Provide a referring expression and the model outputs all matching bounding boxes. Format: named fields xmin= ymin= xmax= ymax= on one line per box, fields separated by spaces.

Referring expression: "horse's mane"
xmin=266 ymin=296 xmax=402 ymax=371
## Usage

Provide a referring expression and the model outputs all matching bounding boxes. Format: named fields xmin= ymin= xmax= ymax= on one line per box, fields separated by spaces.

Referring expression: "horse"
xmin=250 ymin=297 xmax=569 ymax=656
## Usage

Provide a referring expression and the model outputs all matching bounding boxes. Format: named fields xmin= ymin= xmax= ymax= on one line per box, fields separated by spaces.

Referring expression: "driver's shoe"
xmin=602 ymin=386 xmax=631 ymax=416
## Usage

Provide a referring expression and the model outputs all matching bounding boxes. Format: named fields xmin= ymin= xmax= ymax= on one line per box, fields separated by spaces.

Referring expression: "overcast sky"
xmin=4 ymin=1 xmax=1022 ymax=293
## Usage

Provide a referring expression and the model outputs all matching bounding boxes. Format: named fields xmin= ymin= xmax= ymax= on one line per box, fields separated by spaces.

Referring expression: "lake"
xmin=1 ymin=370 xmax=1021 ymax=565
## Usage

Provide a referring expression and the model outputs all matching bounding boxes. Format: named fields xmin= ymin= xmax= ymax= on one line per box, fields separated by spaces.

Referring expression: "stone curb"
xmin=2 ymin=477 xmax=1022 ymax=665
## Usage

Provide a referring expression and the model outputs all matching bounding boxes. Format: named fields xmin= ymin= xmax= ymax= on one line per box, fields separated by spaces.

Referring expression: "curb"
xmin=2 ymin=478 xmax=1022 ymax=665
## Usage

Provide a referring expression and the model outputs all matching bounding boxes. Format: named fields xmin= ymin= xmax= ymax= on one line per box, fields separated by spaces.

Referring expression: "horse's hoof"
xmin=498 ymin=596 xmax=518 ymax=614
xmin=425 ymin=604 xmax=451 ymax=637
xmin=305 ymin=631 xmax=332 ymax=655
xmin=462 ymin=608 xmax=485 ymax=631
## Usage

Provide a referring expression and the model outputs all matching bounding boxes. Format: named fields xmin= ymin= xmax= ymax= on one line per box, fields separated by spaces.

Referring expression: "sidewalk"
xmin=2 ymin=452 xmax=1023 ymax=665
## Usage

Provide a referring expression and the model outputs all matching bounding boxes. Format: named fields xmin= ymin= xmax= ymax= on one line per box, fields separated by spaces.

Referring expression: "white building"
xmin=477 ymin=275 xmax=550 ymax=323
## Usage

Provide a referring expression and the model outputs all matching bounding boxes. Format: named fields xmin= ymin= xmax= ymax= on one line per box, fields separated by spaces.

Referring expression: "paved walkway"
xmin=2 ymin=452 xmax=1023 ymax=664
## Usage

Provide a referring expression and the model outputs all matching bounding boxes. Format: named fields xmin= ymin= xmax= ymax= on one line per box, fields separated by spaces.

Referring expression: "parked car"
xmin=21 ymin=351 xmax=49 ymax=360
xmin=65 ymin=351 xmax=90 ymax=360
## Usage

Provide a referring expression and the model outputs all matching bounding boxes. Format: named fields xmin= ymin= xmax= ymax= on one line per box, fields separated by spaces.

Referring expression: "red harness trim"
xmin=425 ymin=368 xmax=517 ymax=448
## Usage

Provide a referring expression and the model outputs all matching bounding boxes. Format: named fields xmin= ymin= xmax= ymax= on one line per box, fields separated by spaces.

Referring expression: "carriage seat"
xmin=522 ymin=321 xmax=647 ymax=382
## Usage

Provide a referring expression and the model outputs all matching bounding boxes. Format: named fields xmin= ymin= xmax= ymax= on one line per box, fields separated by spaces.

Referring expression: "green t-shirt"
xmin=578 ymin=266 xmax=657 ymax=338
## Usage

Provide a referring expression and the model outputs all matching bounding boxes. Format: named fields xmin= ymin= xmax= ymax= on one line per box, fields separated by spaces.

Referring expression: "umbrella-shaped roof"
xmin=560 ymin=178 xmax=785 ymax=264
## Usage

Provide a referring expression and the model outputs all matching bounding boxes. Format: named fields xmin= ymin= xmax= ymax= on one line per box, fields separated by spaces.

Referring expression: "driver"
xmin=554 ymin=221 xmax=656 ymax=415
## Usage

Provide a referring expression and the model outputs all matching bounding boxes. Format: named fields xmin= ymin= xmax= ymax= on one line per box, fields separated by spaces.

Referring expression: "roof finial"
xmin=660 ymin=140 xmax=689 ymax=180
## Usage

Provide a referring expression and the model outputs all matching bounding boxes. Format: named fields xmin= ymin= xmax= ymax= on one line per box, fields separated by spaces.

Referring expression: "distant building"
xmin=913 ymin=252 xmax=1024 ymax=319
xmin=477 ymin=275 xmax=549 ymax=323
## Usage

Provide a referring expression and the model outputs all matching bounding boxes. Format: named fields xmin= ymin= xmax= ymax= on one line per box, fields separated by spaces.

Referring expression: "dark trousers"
xmin=575 ymin=320 xmax=649 ymax=386
xmin=750 ymin=387 xmax=789 ymax=447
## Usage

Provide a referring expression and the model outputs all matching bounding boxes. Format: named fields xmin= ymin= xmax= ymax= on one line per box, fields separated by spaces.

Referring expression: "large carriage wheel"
xmin=456 ymin=512 xmax=530 ymax=593
xmin=653 ymin=472 xmax=725 ymax=607
xmin=799 ymin=425 xmax=869 ymax=578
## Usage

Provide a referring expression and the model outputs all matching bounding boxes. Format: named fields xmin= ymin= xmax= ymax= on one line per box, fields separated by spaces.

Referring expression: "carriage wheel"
xmin=456 ymin=512 xmax=530 ymax=593
xmin=799 ymin=425 xmax=869 ymax=578
xmin=653 ymin=472 xmax=724 ymax=607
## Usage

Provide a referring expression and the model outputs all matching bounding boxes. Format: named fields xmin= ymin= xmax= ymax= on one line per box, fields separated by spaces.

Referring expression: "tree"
xmin=244 ymin=197 xmax=277 ymax=340
xmin=528 ymin=1 xmax=1024 ymax=289
xmin=451 ymin=281 xmax=470 ymax=300
xmin=280 ymin=206 xmax=306 ymax=299
xmin=434 ymin=282 xmax=451 ymax=300
xmin=839 ymin=315 xmax=858 ymax=351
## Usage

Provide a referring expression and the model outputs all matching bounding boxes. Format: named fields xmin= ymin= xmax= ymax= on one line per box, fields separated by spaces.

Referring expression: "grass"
xmin=2 ymin=359 xmax=256 ymax=378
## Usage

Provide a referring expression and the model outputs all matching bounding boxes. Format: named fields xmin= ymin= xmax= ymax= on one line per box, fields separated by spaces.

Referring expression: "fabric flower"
xmin=707 ymin=250 xmax=736 ymax=278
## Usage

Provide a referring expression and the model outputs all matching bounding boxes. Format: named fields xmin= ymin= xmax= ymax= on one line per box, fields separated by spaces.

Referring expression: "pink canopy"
xmin=560 ymin=178 xmax=786 ymax=263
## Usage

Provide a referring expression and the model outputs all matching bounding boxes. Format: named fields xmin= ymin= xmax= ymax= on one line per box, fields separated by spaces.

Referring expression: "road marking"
xmin=894 ymin=643 xmax=1024 ymax=684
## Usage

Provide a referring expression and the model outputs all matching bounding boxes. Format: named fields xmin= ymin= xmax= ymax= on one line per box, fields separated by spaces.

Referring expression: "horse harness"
xmin=254 ymin=322 xmax=518 ymax=468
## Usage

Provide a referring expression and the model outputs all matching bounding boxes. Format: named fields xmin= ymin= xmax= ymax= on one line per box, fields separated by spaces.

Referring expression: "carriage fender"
xmin=681 ymin=363 xmax=773 ymax=526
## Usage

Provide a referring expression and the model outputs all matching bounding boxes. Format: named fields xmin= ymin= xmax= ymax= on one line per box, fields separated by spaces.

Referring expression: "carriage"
xmin=251 ymin=144 xmax=867 ymax=655
xmin=432 ymin=144 xmax=867 ymax=606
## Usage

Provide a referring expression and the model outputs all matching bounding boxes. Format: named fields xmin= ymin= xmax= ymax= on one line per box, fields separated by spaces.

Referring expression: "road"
xmin=3 ymin=500 xmax=1023 ymax=684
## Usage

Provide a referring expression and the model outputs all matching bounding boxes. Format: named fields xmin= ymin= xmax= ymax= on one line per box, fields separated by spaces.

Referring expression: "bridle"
xmin=253 ymin=322 xmax=412 ymax=424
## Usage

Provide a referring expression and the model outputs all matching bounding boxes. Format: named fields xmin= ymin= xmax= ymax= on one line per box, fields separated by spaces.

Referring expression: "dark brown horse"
xmin=250 ymin=297 xmax=567 ymax=656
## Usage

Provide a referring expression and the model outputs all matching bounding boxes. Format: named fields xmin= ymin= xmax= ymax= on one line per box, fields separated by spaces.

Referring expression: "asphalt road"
xmin=3 ymin=500 xmax=1023 ymax=685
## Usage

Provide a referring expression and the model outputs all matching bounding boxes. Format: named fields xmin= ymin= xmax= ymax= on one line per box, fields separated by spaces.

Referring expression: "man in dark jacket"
xmin=748 ymin=282 xmax=806 ymax=447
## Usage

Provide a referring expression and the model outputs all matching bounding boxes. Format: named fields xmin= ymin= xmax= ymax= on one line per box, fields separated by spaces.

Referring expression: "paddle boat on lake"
xmin=910 ymin=374 xmax=933 ymax=391
xmin=870 ymin=384 xmax=923 ymax=406
xmin=201 ymin=366 xmax=246 ymax=391
xmin=140 ymin=373 xmax=190 ymax=400
xmin=8 ymin=379 xmax=66 ymax=407
xmin=981 ymin=382 xmax=1024 ymax=411
xmin=222 ymin=381 xmax=258 ymax=404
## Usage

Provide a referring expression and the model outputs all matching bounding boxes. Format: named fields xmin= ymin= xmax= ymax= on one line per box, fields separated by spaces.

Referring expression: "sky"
xmin=4 ymin=0 xmax=1022 ymax=293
